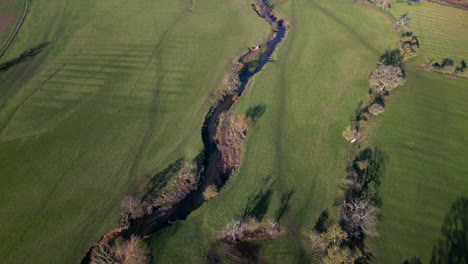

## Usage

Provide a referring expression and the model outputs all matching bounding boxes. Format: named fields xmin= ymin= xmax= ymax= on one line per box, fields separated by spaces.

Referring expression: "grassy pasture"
xmin=150 ymin=0 xmax=397 ymax=262
xmin=368 ymin=2 xmax=468 ymax=262
xmin=389 ymin=0 xmax=468 ymax=62
xmin=0 ymin=0 xmax=270 ymax=263
xmin=0 ymin=0 xmax=27 ymax=57
xmin=369 ymin=63 xmax=468 ymax=263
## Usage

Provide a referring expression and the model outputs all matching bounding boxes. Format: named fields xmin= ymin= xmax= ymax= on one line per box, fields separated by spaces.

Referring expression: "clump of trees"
xmin=90 ymin=236 xmax=150 ymax=264
xmin=426 ymin=58 xmax=467 ymax=78
xmin=341 ymin=198 xmax=379 ymax=239
xmin=343 ymin=48 xmax=408 ymax=143
xmin=400 ymin=32 xmax=420 ymax=61
xmin=368 ymin=103 xmax=385 ymax=116
xmin=369 ymin=64 xmax=405 ymax=92
xmin=309 ymin=224 xmax=362 ymax=263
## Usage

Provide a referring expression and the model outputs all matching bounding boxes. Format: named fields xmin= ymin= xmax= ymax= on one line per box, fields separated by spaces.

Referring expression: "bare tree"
xmin=341 ymin=198 xmax=379 ymax=239
xmin=373 ymin=0 xmax=394 ymax=9
xmin=369 ymin=64 xmax=405 ymax=92
xmin=120 ymin=195 xmax=143 ymax=219
xmin=224 ymin=219 xmax=247 ymax=242
xmin=395 ymin=14 xmax=410 ymax=29
xmin=91 ymin=236 xmax=149 ymax=264
xmin=266 ymin=218 xmax=279 ymax=236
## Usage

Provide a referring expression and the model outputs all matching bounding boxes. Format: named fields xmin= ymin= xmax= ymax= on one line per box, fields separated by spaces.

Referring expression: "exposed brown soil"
xmin=0 ymin=13 xmax=14 ymax=37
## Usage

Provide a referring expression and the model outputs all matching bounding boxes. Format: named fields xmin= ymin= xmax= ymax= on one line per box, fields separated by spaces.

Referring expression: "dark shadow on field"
xmin=245 ymin=104 xmax=267 ymax=123
xmin=207 ymin=240 xmax=264 ymax=264
xmin=402 ymin=257 xmax=423 ymax=264
xmin=314 ymin=209 xmax=330 ymax=233
xmin=430 ymin=196 xmax=468 ymax=264
xmin=242 ymin=176 xmax=274 ymax=221
xmin=0 ymin=42 xmax=50 ymax=72
xmin=275 ymin=188 xmax=296 ymax=222
xmin=142 ymin=158 xmax=184 ymax=201
xmin=345 ymin=147 xmax=388 ymax=206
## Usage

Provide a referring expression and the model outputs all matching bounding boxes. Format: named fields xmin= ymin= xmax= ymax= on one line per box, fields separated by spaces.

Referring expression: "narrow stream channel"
xmin=81 ymin=1 xmax=286 ymax=262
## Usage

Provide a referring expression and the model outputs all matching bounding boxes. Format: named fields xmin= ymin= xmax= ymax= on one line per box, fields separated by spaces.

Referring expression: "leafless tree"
xmin=266 ymin=218 xmax=279 ymax=236
xmin=341 ymin=198 xmax=379 ymax=239
xmin=224 ymin=219 xmax=247 ymax=242
xmin=91 ymin=236 xmax=149 ymax=264
xmin=121 ymin=195 xmax=143 ymax=219
xmin=373 ymin=0 xmax=394 ymax=9
xmin=395 ymin=14 xmax=410 ymax=29
xmin=369 ymin=64 xmax=405 ymax=92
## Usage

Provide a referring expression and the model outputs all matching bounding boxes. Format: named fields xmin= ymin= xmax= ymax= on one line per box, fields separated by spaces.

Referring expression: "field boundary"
xmin=0 ymin=0 xmax=29 ymax=59
xmin=425 ymin=0 xmax=468 ymax=10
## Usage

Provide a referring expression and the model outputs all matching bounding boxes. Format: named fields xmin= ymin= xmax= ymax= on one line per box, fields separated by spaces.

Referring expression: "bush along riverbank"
xmin=307 ymin=12 xmax=414 ymax=264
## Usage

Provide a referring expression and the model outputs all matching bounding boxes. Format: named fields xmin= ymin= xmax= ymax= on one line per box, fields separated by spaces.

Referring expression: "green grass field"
xmin=369 ymin=62 xmax=468 ymax=264
xmin=0 ymin=0 xmax=27 ymax=56
xmin=0 ymin=0 xmax=270 ymax=263
xmin=367 ymin=2 xmax=468 ymax=263
xmin=389 ymin=0 xmax=468 ymax=62
xmin=149 ymin=0 xmax=398 ymax=262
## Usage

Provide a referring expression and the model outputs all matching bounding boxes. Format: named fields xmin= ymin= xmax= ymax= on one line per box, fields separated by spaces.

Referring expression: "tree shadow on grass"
xmin=207 ymin=240 xmax=263 ymax=264
xmin=275 ymin=188 xmax=296 ymax=222
xmin=345 ymin=147 xmax=388 ymax=206
xmin=242 ymin=176 xmax=274 ymax=221
xmin=245 ymin=104 xmax=266 ymax=123
xmin=430 ymin=196 xmax=468 ymax=264
xmin=314 ymin=209 xmax=330 ymax=233
xmin=0 ymin=42 xmax=50 ymax=72
xmin=142 ymin=158 xmax=185 ymax=201
xmin=402 ymin=257 xmax=423 ymax=264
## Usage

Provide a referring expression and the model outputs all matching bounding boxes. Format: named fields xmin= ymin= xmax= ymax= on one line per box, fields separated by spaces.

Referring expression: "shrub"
xmin=380 ymin=49 xmax=403 ymax=66
xmin=120 ymin=195 xmax=144 ymax=219
xmin=322 ymin=246 xmax=358 ymax=264
xmin=90 ymin=236 xmax=149 ymax=264
xmin=309 ymin=231 xmax=328 ymax=251
xmin=441 ymin=58 xmax=454 ymax=67
xmin=203 ymin=184 xmax=219 ymax=201
xmin=372 ymin=0 xmax=395 ymax=9
xmin=456 ymin=60 xmax=467 ymax=72
xmin=342 ymin=126 xmax=358 ymax=142
xmin=368 ymin=103 xmax=385 ymax=116
xmin=244 ymin=216 xmax=261 ymax=232
xmin=395 ymin=14 xmax=410 ymax=29
xmin=369 ymin=64 xmax=405 ymax=92
xmin=224 ymin=219 xmax=247 ymax=242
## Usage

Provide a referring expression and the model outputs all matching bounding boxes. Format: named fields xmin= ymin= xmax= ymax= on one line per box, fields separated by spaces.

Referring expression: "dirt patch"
xmin=0 ymin=13 xmax=14 ymax=36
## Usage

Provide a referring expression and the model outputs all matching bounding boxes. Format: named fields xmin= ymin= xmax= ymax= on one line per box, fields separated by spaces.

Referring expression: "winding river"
xmin=81 ymin=0 xmax=286 ymax=262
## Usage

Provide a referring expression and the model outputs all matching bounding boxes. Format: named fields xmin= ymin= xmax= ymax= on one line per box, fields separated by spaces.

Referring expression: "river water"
xmin=81 ymin=1 xmax=286 ymax=262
